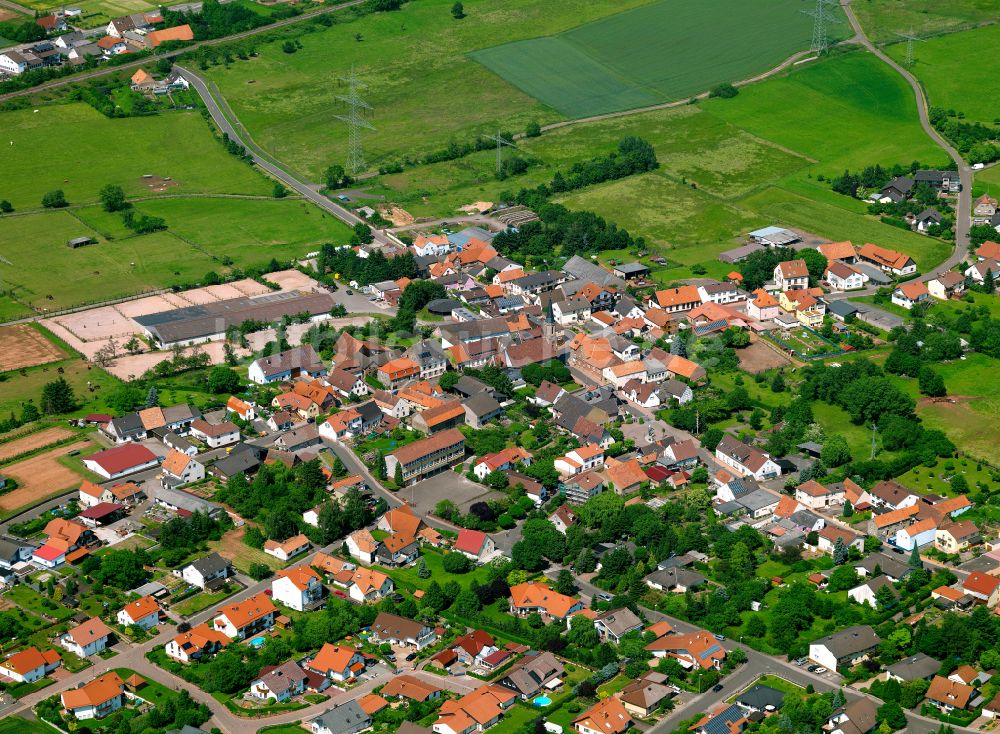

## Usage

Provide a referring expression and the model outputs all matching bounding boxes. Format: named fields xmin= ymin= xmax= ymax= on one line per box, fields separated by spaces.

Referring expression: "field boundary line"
xmin=2 ymin=193 xmax=300 ymax=219
xmin=529 ymin=49 xmax=820 ymax=138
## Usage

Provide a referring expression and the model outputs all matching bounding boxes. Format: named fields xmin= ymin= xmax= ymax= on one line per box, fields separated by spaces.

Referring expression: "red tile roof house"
xmin=305 ymin=643 xmax=368 ymax=683
xmin=61 ymin=671 xmax=126 ymax=720
xmin=82 ymin=444 xmax=159 ymax=480
xmin=453 ymin=529 xmax=496 ymax=563
xmin=212 ymin=592 xmax=278 ymax=640
xmin=263 ymin=533 xmax=311 ymax=562
xmin=644 ymin=630 xmax=726 ymax=670
xmin=962 ymin=572 xmax=1000 ymax=607
xmin=0 ymin=646 xmax=61 ymax=683
xmin=574 ymin=694 xmax=634 ymax=734
xmin=61 ymin=617 xmax=114 ymax=658
xmin=115 ymin=595 xmax=161 ymax=629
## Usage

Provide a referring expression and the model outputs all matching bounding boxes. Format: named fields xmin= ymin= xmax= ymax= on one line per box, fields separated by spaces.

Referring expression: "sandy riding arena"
xmin=0 ymin=427 xmax=74 ymax=462
xmin=0 ymin=325 xmax=66 ymax=372
xmin=0 ymin=439 xmax=93 ymax=512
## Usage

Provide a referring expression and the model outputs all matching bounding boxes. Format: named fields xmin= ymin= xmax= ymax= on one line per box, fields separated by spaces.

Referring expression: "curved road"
xmin=176 ymin=65 xmax=393 ymax=246
xmin=841 ymin=0 xmax=972 ymax=280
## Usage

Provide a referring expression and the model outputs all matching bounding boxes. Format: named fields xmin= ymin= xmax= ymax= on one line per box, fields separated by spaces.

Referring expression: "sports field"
xmin=885 ymin=24 xmax=1000 ymax=125
xmin=852 ymin=0 xmax=999 ymax=43
xmin=472 ymin=0 xmax=827 ymax=118
xmin=0 ymin=103 xmax=271 ymax=210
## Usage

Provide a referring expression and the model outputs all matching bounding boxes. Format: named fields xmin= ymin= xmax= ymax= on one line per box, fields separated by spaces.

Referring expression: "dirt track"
xmin=0 ymin=426 xmax=73 ymax=461
xmin=0 ymin=324 xmax=66 ymax=372
xmin=0 ymin=439 xmax=92 ymax=512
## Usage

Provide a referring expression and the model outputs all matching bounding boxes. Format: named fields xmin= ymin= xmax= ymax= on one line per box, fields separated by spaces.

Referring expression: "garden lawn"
xmin=0 ymin=103 xmax=271 ymax=209
xmin=896 ymin=458 xmax=998 ymax=497
xmin=111 ymin=668 xmax=173 ymax=706
xmin=172 ymin=587 xmax=237 ymax=617
xmin=885 ymin=24 xmax=1000 ymax=126
xmin=205 ymin=0 xmax=655 ymax=178
xmin=481 ymin=703 xmax=541 ymax=734
xmin=375 ymin=548 xmax=493 ymax=592
xmin=4 ymin=585 xmax=75 ymax=621
xmin=0 ymin=718 xmax=52 ymax=734
xmin=472 ymin=0 xmax=829 ymax=117
xmin=851 ymin=0 xmax=999 ymax=44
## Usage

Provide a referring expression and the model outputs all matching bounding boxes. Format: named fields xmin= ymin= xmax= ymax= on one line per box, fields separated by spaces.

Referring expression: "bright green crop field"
xmin=472 ymin=0 xmax=832 ymax=118
xmin=701 ymin=52 xmax=949 ymax=173
xmin=852 ymin=0 xmax=999 ymax=44
xmin=885 ymin=24 xmax=1000 ymax=125
xmin=0 ymin=103 xmax=271 ymax=210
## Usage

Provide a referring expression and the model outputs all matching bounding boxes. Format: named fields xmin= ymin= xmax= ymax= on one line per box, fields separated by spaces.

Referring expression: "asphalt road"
xmin=841 ymin=0 xmax=973 ymax=277
xmin=551 ymin=571 xmax=979 ymax=734
xmin=176 ymin=65 xmax=394 ymax=247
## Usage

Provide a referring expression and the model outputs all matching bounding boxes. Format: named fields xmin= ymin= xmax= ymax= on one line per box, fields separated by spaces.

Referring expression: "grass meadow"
xmin=851 ymin=0 xmax=999 ymax=43
xmin=206 ymin=0 xmax=654 ymax=178
xmin=0 ymin=197 xmax=353 ymax=317
xmin=885 ymin=24 xmax=1000 ymax=125
xmin=472 ymin=0 xmax=829 ymax=117
xmin=0 ymin=103 xmax=271 ymax=210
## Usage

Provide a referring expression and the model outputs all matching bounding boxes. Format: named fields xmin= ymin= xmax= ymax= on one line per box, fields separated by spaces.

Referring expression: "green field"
xmin=557 ymin=172 xmax=766 ymax=263
xmin=975 ymin=164 xmax=1000 ymax=197
xmin=365 ymin=103 xmax=810 ymax=219
xmin=472 ymin=0 xmax=827 ymax=118
xmin=137 ymin=197 xmax=354 ymax=260
xmin=0 ymin=211 xmax=219 ymax=315
xmin=0 ymin=103 xmax=271 ymax=210
xmin=852 ymin=0 xmax=1000 ymax=43
xmin=205 ymin=0 xmax=658 ymax=178
xmin=702 ymin=52 xmax=948 ymax=173
xmin=0 ymin=197 xmax=352 ymax=318
xmin=885 ymin=24 xmax=1000 ymax=125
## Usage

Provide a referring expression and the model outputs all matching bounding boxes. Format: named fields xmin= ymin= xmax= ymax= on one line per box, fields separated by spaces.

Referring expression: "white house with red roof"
xmin=962 ymin=572 xmax=1000 ymax=607
xmin=554 ymin=444 xmax=605 ymax=477
xmin=82 ymin=444 xmax=159 ymax=480
xmin=116 ymin=595 xmax=161 ymax=629
xmin=454 ymin=530 xmax=496 ymax=563
xmin=473 ymin=447 xmax=532 ymax=480
xmin=0 ymin=646 xmax=61 ymax=683
xmin=273 ymin=565 xmax=325 ymax=611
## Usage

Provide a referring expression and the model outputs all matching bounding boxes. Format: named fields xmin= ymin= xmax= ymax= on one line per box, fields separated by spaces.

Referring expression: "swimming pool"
xmin=250 ymin=637 xmax=266 ymax=648
xmin=533 ymin=696 xmax=552 ymax=707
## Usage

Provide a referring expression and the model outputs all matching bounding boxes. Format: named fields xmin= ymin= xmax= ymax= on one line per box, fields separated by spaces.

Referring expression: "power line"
xmin=485 ymin=130 xmax=514 ymax=175
xmin=334 ymin=67 xmax=374 ymax=175
xmin=898 ymin=28 xmax=924 ymax=67
xmin=801 ymin=0 xmax=842 ymax=55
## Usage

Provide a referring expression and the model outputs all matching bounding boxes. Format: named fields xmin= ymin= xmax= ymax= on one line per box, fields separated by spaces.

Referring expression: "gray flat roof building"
xmin=135 ymin=290 xmax=334 ymax=346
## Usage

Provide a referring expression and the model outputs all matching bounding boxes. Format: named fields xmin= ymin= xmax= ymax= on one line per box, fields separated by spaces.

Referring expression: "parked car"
xmin=815 ymin=667 xmax=827 ymax=674
xmin=712 ymin=684 xmax=724 ymax=693
xmin=596 ymin=592 xmax=613 ymax=602
xmin=405 ymin=652 xmax=417 ymax=662
xmin=807 ymin=665 xmax=818 ymax=672
xmin=713 ymin=634 xmax=726 ymax=641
